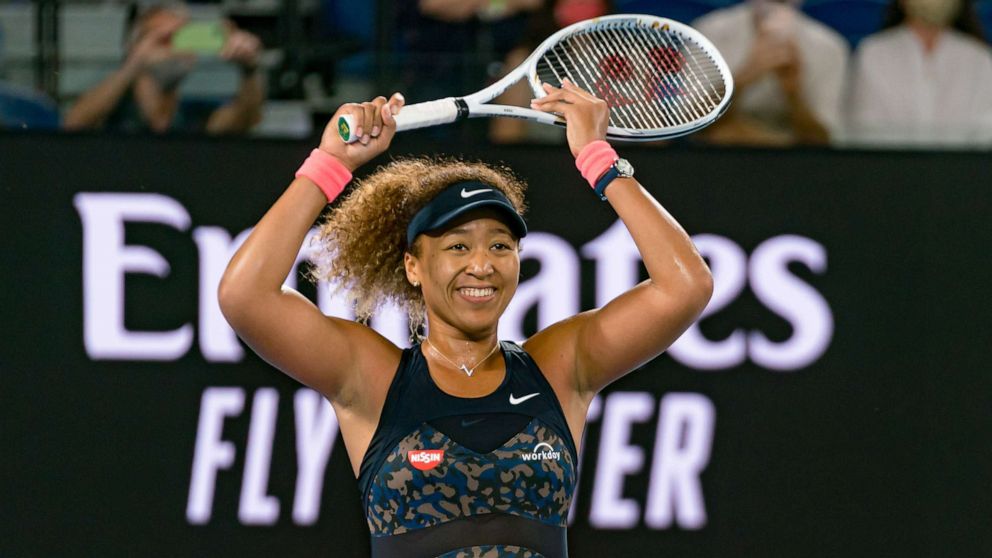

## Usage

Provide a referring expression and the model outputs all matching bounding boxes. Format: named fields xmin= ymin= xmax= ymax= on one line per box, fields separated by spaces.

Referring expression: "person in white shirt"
xmin=692 ymin=0 xmax=850 ymax=146
xmin=844 ymin=0 xmax=992 ymax=148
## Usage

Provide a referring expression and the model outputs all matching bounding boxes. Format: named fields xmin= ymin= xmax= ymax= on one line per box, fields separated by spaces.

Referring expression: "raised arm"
xmin=218 ymin=94 xmax=405 ymax=401
xmin=526 ymin=81 xmax=713 ymax=399
xmin=206 ymin=27 xmax=265 ymax=135
xmin=63 ymin=24 xmax=182 ymax=130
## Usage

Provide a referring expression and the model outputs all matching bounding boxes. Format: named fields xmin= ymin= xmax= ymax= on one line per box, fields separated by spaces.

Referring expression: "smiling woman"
xmin=310 ymin=157 xmax=527 ymax=338
xmin=218 ymin=87 xmax=714 ymax=557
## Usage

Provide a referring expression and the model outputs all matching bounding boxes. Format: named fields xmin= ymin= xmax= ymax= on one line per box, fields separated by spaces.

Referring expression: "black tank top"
xmin=358 ymin=341 xmax=579 ymax=558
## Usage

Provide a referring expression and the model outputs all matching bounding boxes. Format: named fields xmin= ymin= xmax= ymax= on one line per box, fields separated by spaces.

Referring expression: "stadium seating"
xmin=0 ymin=3 xmax=37 ymax=88
xmin=0 ymin=81 xmax=60 ymax=129
xmin=57 ymin=3 xmax=128 ymax=97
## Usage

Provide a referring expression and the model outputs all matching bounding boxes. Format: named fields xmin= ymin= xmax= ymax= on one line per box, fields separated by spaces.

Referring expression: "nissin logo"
xmin=522 ymin=442 xmax=561 ymax=462
xmin=408 ymin=449 xmax=445 ymax=471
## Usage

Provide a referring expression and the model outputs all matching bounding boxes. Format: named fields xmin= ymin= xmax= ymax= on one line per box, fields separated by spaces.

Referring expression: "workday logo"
xmin=521 ymin=442 xmax=561 ymax=462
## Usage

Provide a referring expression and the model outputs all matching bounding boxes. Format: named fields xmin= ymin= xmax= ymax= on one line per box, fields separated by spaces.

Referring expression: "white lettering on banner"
xmin=587 ymin=392 xmax=716 ymax=530
xmin=281 ymin=229 xmax=318 ymax=291
xmin=748 ymin=236 xmax=833 ymax=370
xmin=581 ymin=222 xmax=832 ymax=370
xmin=74 ymin=193 xmax=194 ymax=360
xmin=310 ymin=245 xmax=410 ymax=347
xmin=75 ymin=192 xmax=407 ymax=360
xmin=316 ymin=278 xmax=355 ymax=320
xmin=500 ymin=232 xmax=580 ymax=341
xmin=76 ymin=195 xmax=832 ymax=371
xmin=667 ymin=235 xmax=749 ymax=369
xmin=187 ymin=387 xmax=245 ymax=524
xmin=581 ymin=219 xmax=641 ymax=307
xmin=187 ymin=387 xmax=341 ymax=526
xmin=185 ymin=388 xmax=715 ymax=528
xmin=645 ymin=393 xmax=715 ymax=529
xmin=669 ymin=234 xmax=834 ymax=370
xmin=292 ymin=389 xmax=338 ymax=525
xmin=369 ymin=302 xmax=410 ymax=349
xmin=589 ymin=392 xmax=655 ymax=529
xmin=193 ymin=226 xmax=252 ymax=362
xmin=239 ymin=388 xmax=280 ymax=525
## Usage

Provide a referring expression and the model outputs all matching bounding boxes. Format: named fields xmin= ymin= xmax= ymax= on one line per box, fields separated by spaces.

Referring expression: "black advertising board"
xmin=2 ymin=133 xmax=990 ymax=557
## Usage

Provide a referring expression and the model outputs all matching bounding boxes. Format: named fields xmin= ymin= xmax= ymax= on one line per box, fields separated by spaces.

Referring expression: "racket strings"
xmin=535 ymin=22 xmax=728 ymax=131
xmin=641 ymin=30 xmax=715 ymax=123
xmin=585 ymin=27 xmax=681 ymax=126
xmin=633 ymin=31 xmax=705 ymax=115
xmin=539 ymin=36 xmax=646 ymax=130
xmin=544 ymin=37 xmax=644 ymax=131
xmin=569 ymin=35 xmax=650 ymax=127
xmin=603 ymin=29 xmax=691 ymax=127
xmin=655 ymin=30 xmax=724 ymax=108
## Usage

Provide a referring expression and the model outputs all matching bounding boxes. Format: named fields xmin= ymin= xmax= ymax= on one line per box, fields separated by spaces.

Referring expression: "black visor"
xmin=406 ymin=181 xmax=528 ymax=246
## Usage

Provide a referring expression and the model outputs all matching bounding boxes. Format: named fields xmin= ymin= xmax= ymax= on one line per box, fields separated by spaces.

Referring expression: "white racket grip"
xmin=394 ymin=98 xmax=462 ymax=132
xmin=336 ymin=98 xmax=463 ymax=143
xmin=337 ymin=114 xmax=359 ymax=143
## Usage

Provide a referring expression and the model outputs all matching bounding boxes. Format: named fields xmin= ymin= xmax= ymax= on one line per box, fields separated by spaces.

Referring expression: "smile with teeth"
xmin=459 ymin=287 xmax=495 ymax=298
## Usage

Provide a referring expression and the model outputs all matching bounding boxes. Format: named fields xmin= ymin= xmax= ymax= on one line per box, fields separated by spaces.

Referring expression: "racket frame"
xmin=340 ymin=14 xmax=734 ymax=143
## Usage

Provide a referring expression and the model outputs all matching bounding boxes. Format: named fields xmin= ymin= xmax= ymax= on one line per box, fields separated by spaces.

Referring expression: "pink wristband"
xmin=295 ymin=149 xmax=352 ymax=203
xmin=575 ymin=140 xmax=618 ymax=189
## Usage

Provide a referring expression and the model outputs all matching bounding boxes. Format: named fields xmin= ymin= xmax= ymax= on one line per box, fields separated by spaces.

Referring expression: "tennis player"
xmin=219 ymin=83 xmax=713 ymax=557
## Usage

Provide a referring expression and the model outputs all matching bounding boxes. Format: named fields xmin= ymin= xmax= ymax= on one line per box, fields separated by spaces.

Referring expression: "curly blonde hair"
xmin=310 ymin=156 xmax=527 ymax=338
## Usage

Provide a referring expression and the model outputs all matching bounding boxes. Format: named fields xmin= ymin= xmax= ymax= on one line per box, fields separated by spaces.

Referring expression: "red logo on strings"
xmin=599 ymin=54 xmax=634 ymax=81
xmin=649 ymin=46 xmax=684 ymax=74
xmin=593 ymin=49 xmax=686 ymax=110
xmin=407 ymin=449 xmax=445 ymax=471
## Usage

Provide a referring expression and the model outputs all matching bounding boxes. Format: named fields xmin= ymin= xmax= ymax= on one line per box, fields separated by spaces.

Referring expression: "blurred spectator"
xmin=845 ymin=0 xmax=992 ymax=148
xmin=64 ymin=2 xmax=264 ymax=135
xmin=489 ymin=0 xmax=611 ymax=144
xmin=693 ymin=0 xmax=849 ymax=146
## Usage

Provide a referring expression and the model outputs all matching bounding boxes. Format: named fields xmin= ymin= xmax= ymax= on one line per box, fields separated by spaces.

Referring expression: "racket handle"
xmin=336 ymin=98 xmax=462 ymax=143
xmin=394 ymin=98 xmax=462 ymax=132
xmin=337 ymin=114 xmax=359 ymax=143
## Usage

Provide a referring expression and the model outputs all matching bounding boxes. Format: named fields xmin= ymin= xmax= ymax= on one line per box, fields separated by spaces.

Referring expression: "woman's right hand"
xmin=318 ymin=93 xmax=405 ymax=172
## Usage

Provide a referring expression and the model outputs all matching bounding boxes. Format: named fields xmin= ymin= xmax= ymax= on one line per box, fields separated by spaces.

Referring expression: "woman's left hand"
xmin=530 ymin=79 xmax=610 ymax=157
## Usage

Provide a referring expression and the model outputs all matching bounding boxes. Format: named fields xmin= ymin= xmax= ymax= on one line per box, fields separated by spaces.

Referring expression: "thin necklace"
xmin=424 ymin=338 xmax=500 ymax=377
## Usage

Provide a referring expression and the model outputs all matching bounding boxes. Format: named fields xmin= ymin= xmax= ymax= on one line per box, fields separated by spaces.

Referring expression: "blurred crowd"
xmin=0 ymin=0 xmax=990 ymax=149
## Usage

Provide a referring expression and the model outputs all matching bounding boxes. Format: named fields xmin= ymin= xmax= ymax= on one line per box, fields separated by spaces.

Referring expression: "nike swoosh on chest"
xmin=509 ymin=392 xmax=540 ymax=405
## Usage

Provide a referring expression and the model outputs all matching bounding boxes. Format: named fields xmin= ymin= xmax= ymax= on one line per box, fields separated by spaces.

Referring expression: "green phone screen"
xmin=172 ymin=22 xmax=225 ymax=55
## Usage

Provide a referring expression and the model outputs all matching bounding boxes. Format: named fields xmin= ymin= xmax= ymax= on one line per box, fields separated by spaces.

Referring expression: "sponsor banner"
xmin=2 ymin=134 xmax=990 ymax=557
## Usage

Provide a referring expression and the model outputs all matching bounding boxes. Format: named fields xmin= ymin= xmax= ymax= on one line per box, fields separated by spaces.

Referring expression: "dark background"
xmin=2 ymin=132 xmax=990 ymax=557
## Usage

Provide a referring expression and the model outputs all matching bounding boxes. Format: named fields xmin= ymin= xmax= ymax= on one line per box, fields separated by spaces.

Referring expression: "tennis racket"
xmin=338 ymin=14 xmax=733 ymax=143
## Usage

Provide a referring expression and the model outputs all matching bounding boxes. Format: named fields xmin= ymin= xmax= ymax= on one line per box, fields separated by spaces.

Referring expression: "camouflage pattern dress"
xmin=358 ymin=342 xmax=579 ymax=557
